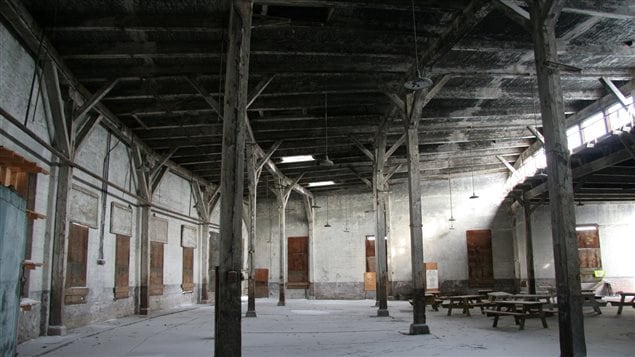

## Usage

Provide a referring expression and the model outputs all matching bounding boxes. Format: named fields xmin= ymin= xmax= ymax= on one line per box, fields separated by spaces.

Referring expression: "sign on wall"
xmin=150 ymin=216 xmax=168 ymax=243
xmin=70 ymin=185 xmax=99 ymax=228
xmin=110 ymin=202 xmax=132 ymax=236
xmin=425 ymin=262 xmax=439 ymax=292
xmin=181 ymin=225 xmax=197 ymax=248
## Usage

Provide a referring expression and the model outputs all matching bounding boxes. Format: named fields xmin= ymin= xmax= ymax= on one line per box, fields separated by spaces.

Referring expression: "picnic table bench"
xmin=610 ymin=292 xmax=635 ymax=315
xmin=484 ymin=300 xmax=549 ymax=330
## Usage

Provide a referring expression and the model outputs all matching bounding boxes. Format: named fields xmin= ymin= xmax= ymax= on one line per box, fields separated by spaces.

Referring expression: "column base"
xmin=277 ymin=301 xmax=285 ymax=306
xmin=409 ymin=323 xmax=430 ymax=335
xmin=377 ymin=309 xmax=389 ymax=317
xmin=245 ymin=310 xmax=257 ymax=317
xmin=139 ymin=307 xmax=150 ymax=315
xmin=47 ymin=325 xmax=67 ymax=336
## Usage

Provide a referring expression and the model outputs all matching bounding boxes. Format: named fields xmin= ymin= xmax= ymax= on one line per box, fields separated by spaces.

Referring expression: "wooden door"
xmin=577 ymin=226 xmax=601 ymax=282
xmin=255 ymin=268 xmax=269 ymax=297
xmin=287 ymin=236 xmax=308 ymax=289
xmin=150 ymin=242 xmax=164 ymax=295
xmin=466 ymin=229 xmax=494 ymax=287
xmin=114 ymin=235 xmax=130 ymax=299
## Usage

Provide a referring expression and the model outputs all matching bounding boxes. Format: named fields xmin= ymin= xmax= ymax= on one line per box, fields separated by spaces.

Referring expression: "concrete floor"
xmin=17 ymin=298 xmax=635 ymax=356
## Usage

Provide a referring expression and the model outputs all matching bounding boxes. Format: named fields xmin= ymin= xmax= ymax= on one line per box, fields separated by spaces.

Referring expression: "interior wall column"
xmin=374 ymin=135 xmax=389 ymax=317
xmin=530 ymin=1 xmax=586 ymax=355
xmin=215 ymin=0 xmax=253 ymax=355
xmin=275 ymin=177 xmax=287 ymax=306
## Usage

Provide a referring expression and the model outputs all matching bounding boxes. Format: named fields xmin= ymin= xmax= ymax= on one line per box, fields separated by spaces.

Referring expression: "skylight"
xmin=307 ymin=181 xmax=335 ymax=187
xmin=280 ymin=155 xmax=315 ymax=164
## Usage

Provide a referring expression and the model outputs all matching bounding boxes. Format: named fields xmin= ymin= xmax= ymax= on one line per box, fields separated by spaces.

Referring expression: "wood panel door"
xmin=466 ymin=229 xmax=494 ymax=287
xmin=150 ymin=242 xmax=164 ymax=296
xmin=287 ymin=236 xmax=308 ymax=289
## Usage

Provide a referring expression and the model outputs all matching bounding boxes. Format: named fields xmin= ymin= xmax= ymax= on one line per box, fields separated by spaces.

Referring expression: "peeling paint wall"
xmin=517 ymin=201 xmax=635 ymax=292
xmin=1 ymin=21 xmax=208 ymax=342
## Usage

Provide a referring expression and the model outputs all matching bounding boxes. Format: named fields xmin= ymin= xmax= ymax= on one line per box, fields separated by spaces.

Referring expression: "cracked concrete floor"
xmin=17 ymin=299 xmax=635 ymax=356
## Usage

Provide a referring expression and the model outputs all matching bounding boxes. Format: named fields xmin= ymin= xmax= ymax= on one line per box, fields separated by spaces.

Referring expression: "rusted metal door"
xmin=466 ymin=229 xmax=494 ymax=287
xmin=287 ymin=236 xmax=308 ymax=288
xmin=255 ymin=268 xmax=269 ymax=297
xmin=114 ymin=235 xmax=130 ymax=299
xmin=150 ymin=242 xmax=164 ymax=295
xmin=182 ymin=247 xmax=194 ymax=292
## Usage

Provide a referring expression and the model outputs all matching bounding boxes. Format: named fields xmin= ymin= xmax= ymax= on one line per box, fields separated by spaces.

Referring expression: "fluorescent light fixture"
xmin=307 ymin=180 xmax=335 ymax=187
xmin=280 ymin=155 xmax=315 ymax=163
xmin=576 ymin=225 xmax=597 ymax=232
xmin=366 ymin=236 xmax=387 ymax=240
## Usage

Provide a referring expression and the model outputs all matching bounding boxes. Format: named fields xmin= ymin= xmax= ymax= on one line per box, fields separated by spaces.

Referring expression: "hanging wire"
xmin=324 ymin=93 xmax=329 ymax=157
xmin=410 ymin=0 xmax=421 ymax=78
xmin=469 ymin=168 xmax=479 ymax=199
xmin=217 ymin=37 xmax=224 ymax=122
xmin=324 ymin=195 xmax=331 ymax=227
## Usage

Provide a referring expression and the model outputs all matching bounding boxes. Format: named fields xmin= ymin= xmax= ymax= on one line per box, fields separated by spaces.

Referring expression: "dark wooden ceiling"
xmin=19 ymin=0 xmax=635 ymax=195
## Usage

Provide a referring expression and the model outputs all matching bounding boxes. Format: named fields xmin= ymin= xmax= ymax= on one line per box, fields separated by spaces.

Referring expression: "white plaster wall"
xmin=530 ymin=202 xmax=635 ymax=287
xmin=389 ymin=172 xmax=514 ymax=285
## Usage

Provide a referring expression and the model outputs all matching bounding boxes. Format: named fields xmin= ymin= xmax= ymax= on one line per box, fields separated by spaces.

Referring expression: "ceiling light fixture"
xmin=318 ymin=93 xmax=334 ymax=166
xmin=448 ymin=173 xmax=456 ymax=230
xmin=404 ymin=0 xmax=433 ymax=91
xmin=281 ymin=155 xmax=315 ymax=164
xmin=469 ymin=168 xmax=479 ymax=199
xmin=343 ymin=197 xmax=350 ymax=233
xmin=324 ymin=195 xmax=331 ymax=228
xmin=307 ymin=180 xmax=335 ymax=187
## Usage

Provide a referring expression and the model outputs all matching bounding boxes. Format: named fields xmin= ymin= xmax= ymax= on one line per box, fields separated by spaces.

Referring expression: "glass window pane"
xmin=581 ymin=112 xmax=606 ymax=142
xmin=567 ymin=126 xmax=581 ymax=151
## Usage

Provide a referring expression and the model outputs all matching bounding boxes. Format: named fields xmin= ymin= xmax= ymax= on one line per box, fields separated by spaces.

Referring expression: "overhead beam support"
xmin=497 ymin=155 xmax=517 ymax=173
xmin=74 ymin=114 xmax=103 ymax=152
xmin=494 ymin=0 xmax=530 ymax=29
xmin=530 ymin=1 xmax=586 ymax=356
xmin=186 ymin=76 xmax=223 ymax=116
xmin=247 ymin=75 xmax=276 ymax=108
xmin=527 ymin=125 xmax=545 ymax=144
xmin=348 ymin=135 xmax=375 ymax=162
xmin=72 ymin=78 xmax=120 ymax=122
xmin=347 ymin=165 xmax=372 ymax=189
xmin=385 ymin=133 xmax=406 ymax=160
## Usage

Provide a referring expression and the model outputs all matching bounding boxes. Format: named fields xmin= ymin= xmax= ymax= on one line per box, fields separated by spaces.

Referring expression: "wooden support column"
xmin=47 ymin=162 xmax=71 ymax=336
xmin=43 ymin=59 xmax=72 ymax=336
xmin=374 ymin=135 xmax=389 ymax=317
xmin=246 ymin=143 xmax=258 ymax=317
xmin=274 ymin=174 xmax=303 ymax=307
xmin=131 ymin=145 xmax=152 ymax=315
xmin=216 ymin=0 xmax=252 ymax=355
xmin=405 ymin=92 xmax=429 ymax=335
xmin=530 ymin=1 xmax=586 ymax=356
xmin=523 ymin=200 xmax=537 ymax=294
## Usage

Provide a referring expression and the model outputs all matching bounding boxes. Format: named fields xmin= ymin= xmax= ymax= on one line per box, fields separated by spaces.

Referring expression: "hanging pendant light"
xmin=469 ymin=168 xmax=479 ymax=199
xmin=324 ymin=195 xmax=331 ymax=227
xmin=343 ymin=197 xmax=350 ymax=233
xmin=404 ymin=0 xmax=433 ymax=91
xmin=448 ymin=173 xmax=456 ymax=230
xmin=318 ymin=93 xmax=334 ymax=166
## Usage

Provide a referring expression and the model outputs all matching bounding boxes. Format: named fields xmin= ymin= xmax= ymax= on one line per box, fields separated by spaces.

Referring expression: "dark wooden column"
xmin=374 ymin=135 xmax=389 ymax=317
xmin=530 ymin=1 xmax=586 ymax=356
xmin=246 ymin=143 xmax=258 ymax=317
xmin=43 ymin=60 xmax=72 ymax=336
xmin=215 ymin=0 xmax=253 ymax=355
xmin=523 ymin=200 xmax=536 ymax=294
xmin=405 ymin=92 xmax=429 ymax=335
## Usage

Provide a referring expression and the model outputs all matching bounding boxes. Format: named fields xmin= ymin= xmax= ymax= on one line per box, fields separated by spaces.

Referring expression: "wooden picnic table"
xmin=581 ymin=291 xmax=602 ymax=314
xmin=513 ymin=293 xmax=554 ymax=303
xmin=487 ymin=291 xmax=514 ymax=301
xmin=615 ymin=292 xmax=635 ymax=315
xmin=484 ymin=300 xmax=549 ymax=330
xmin=445 ymin=294 xmax=486 ymax=316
